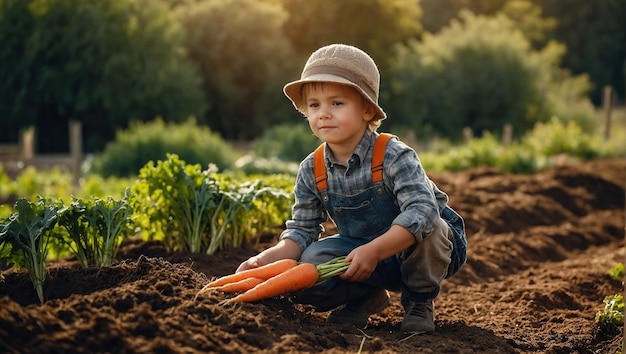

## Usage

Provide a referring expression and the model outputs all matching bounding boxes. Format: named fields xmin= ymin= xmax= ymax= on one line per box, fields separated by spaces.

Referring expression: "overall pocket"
xmin=325 ymin=186 xmax=398 ymax=239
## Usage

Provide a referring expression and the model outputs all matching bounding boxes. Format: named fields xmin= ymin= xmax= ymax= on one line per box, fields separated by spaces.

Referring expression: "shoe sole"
xmin=401 ymin=326 xmax=435 ymax=334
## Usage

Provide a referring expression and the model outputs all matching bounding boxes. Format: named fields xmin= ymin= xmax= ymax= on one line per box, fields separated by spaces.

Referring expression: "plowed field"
xmin=1 ymin=158 xmax=624 ymax=353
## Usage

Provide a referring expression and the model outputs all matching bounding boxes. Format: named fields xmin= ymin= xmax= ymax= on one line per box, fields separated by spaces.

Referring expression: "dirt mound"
xmin=1 ymin=158 xmax=624 ymax=353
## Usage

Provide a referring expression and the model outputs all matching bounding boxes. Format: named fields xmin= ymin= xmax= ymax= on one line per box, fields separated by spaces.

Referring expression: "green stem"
xmin=315 ymin=257 xmax=351 ymax=285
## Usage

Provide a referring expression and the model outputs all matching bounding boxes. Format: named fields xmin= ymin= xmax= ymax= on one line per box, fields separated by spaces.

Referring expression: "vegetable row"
xmin=0 ymin=154 xmax=293 ymax=303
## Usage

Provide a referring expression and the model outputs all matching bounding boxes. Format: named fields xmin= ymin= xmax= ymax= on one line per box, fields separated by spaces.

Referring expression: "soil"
xmin=1 ymin=158 xmax=624 ymax=354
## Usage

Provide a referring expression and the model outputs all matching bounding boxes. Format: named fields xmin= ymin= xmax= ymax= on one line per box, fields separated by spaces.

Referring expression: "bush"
xmin=419 ymin=117 xmax=619 ymax=174
xmin=78 ymin=175 xmax=134 ymax=199
xmin=387 ymin=10 xmax=593 ymax=142
xmin=495 ymin=146 xmax=549 ymax=175
xmin=252 ymin=123 xmax=321 ymax=162
xmin=450 ymin=133 xmax=501 ymax=171
xmin=88 ymin=118 xmax=238 ymax=177
xmin=234 ymin=155 xmax=299 ymax=176
xmin=0 ymin=164 xmax=15 ymax=202
xmin=522 ymin=117 xmax=603 ymax=159
xmin=13 ymin=167 xmax=73 ymax=203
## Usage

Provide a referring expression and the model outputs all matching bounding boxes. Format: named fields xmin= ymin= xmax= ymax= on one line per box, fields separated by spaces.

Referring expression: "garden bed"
xmin=1 ymin=158 xmax=624 ymax=353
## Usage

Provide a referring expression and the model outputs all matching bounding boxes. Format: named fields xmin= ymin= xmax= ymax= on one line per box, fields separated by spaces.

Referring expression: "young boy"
xmin=236 ymin=44 xmax=467 ymax=333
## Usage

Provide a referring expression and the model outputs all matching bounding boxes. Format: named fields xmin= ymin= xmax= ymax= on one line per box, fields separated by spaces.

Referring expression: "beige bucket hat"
xmin=283 ymin=44 xmax=387 ymax=121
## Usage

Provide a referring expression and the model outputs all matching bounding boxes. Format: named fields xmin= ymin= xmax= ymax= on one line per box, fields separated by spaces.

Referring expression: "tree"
xmin=387 ymin=11 xmax=591 ymax=141
xmin=535 ymin=0 xmax=626 ymax=105
xmin=419 ymin=0 xmax=508 ymax=34
xmin=0 ymin=0 xmax=205 ymax=152
xmin=418 ymin=0 xmax=626 ymax=105
xmin=176 ymin=0 xmax=298 ymax=140
xmin=500 ymin=0 xmax=557 ymax=49
xmin=272 ymin=0 xmax=423 ymax=73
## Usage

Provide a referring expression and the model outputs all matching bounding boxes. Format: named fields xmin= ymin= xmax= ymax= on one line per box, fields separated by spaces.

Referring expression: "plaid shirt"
xmin=280 ymin=130 xmax=449 ymax=252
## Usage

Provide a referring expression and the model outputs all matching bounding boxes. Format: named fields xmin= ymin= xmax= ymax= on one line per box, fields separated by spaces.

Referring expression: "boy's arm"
xmin=237 ymin=156 xmax=324 ymax=273
xmin=387 ymin=143 xmax=441 ymax=243
xmin=340 ymin=224 xmax=415 ymax=282
xmin=236 ymin=238 xmax=302 ymax=272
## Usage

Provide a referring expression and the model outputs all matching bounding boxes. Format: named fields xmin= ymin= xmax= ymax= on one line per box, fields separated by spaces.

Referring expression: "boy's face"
xmin=303 ymin=82 xmax=374 ymax=149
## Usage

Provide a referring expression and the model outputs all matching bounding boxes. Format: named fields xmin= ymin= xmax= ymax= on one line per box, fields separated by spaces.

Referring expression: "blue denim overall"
xmin=294 ymin=166 xmax=467 ymax=308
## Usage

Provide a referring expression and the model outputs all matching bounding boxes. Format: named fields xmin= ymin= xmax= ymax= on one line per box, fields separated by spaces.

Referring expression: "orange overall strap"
xmin=313 ymin=143 xmax=327 ymax=191
xmin=313 ymin=133 xmax=393 ymax=191
xmin=371 ymin=133 xmax=393 ymax=184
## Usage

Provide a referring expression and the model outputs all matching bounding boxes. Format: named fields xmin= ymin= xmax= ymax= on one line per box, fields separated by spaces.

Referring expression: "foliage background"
xmin=0 ymin=0 xmax=205 ymax=152
xmin=0 ymin=0 xmax=624 ymax=160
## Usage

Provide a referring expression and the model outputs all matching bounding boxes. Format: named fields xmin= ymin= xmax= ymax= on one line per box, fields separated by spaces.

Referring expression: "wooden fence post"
xmin=69 ymin=120 xmax=82 ymax=186
xmin=602 ymin=85 xmax=612 ymax=140
xmin=21 ymin=127 xmax=35 ymax=160
xmin=502 ymin=124 xmax=512 ymax=148
xmin=463 ymin=127 xmax=473 ymax=142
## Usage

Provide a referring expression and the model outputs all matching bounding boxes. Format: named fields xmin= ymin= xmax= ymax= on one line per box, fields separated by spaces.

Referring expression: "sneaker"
xmin=401 ymin=299 xmax=435 ymax=333
xmin=327 ymin=288 xmax=390 ymax=328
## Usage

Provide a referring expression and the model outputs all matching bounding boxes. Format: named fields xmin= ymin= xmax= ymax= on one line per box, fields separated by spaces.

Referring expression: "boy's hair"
xmin=284 ymin=44 xmax=387 ymax=130
xmin=297 ymin=82 xmax=382 ymax=132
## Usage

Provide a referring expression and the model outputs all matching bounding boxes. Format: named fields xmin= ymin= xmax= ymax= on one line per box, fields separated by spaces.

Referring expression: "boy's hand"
xmin=339 ymin=225 xmax=416 ymax=281
xmin=236 ymin=256 xmax=262 ymax=273
xmin=339 ymin=245 xmax=379 ymax=282
xmin=235 ymin=239 xmax=303 ymax=273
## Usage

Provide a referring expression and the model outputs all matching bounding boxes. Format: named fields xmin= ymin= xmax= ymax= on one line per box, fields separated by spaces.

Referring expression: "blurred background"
xmin=0 ymin=0 xmax=624 ymax=179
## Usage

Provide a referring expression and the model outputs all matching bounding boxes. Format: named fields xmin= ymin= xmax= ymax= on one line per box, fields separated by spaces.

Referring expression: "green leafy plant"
xmin=594 ymin=263 xmax=624 ymax=337
xmin=132 ymin=154 xmax=215 ymax=253
xmin=204 ymin=178 xmax=290 ymax=255
xmin=204 ymin=177 xmax=249 ymax=255
xmin=131 ymin=154 xmax=291 ymax=254
xmin=595 ymin=294 xmax=624 ymax=334
xmin=12 ymin=166 xmax=73 ymax=203
xmin=57 ymin=190 xmax=134 ymax=268
xmin=0 ymin=197 xmax=61 ymax=303
xmin=522 ymin=117 xmax=602 ymax=159
xmin=418 ymin=117 xmax=622 ymax=174
xmin=608 ymin=263 xmax=624 ymax=281
xmin=235 ymin=179 xmax=292 ymax=242
xmin=0 ymin=241 xmax=14 ymax=281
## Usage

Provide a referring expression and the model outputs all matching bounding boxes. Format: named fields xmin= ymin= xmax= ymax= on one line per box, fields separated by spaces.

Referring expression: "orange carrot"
xmin=228 ymin=262 xmax=320 ymax=303
xmin=216 ymin=277 xmax=265 ymax=293
xmin=207 ymin=258 xmax=298 ymax=288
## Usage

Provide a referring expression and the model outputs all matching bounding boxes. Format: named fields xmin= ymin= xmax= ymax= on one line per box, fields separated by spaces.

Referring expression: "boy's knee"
xmin=299 ymin=244 xmax=335 ymax=264
xmin=299 ymin=237 xmax=351 ymax=264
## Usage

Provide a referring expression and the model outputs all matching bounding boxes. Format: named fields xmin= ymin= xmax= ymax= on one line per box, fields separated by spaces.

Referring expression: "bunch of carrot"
xmin=195 ymin=257 xmax=350 ymax=303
